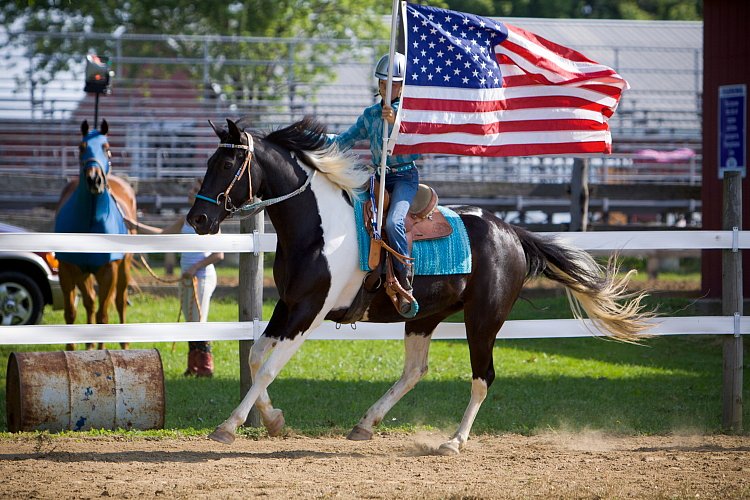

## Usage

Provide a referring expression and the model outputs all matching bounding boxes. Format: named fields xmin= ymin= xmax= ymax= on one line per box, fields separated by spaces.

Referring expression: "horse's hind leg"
xmin=437 ymin=306 xmax=504 ymax=455
xmin=437 ymin=375 xmax=489 ymax=456
xmin=348 ymin=314 xmax=446 ymax=441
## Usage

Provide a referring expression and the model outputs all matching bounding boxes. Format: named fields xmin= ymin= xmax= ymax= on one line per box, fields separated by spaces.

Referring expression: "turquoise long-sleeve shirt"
xmin=330 ymin=99 xmax=420 ymax=169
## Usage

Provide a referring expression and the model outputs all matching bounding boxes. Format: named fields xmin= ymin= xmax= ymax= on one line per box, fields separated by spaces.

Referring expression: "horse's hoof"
xmin=208 ymin=427 xmax=236 ymax=444
xmin=347 ymin=425 xmax=373 ymax=441
xmin=264 ymin=410 xmax=285 ymax=437
xmin=436 ymin=441 xmax=460 ymax=456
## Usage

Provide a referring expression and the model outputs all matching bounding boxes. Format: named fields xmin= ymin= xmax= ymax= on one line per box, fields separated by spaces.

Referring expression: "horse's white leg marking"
xmin=248 ymin=335 xmax=285 ymax=434
xmin=349 ymin=334 xmax=431 ymax=440
xmin=438 ymin=378 xmax=488 ymax=455
xmin=217 ymin=333 xmax=309 ymax=437
xmin=212 ymin=169 xmax=364 ymax=444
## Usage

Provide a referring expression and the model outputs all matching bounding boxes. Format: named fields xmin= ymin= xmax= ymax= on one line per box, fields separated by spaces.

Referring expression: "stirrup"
xmin=397 ymin=293 xmax=419 ymax=319
xmin=385 ymin=256 xmax=419 ymax=319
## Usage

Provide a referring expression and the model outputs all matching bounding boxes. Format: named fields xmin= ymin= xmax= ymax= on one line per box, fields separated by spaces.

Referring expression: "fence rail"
xmin=0 ymin=229 xmax=745 ymax=344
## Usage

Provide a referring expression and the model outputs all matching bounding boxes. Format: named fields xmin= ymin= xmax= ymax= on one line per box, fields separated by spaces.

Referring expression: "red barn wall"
xmin=701 ymin=0 xmax=750 ymax=298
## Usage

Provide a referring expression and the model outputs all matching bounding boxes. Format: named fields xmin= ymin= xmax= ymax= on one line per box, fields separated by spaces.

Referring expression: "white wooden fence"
xmin=0 ymin=229 xmax=747 ymax=344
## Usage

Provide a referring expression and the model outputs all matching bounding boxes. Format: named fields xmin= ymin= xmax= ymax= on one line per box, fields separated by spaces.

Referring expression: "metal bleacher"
xmin=0 ymin=20 xmax=703 ymax=230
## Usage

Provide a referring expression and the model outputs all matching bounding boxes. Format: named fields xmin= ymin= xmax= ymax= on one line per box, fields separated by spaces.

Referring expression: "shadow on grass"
xmin=1 ymin=372 xmax=745 ymax=436
xmin=491 ymin=335 xmax=733 ymax=372
xmin=1 ymin=335 xmax=747 ymax=436
xmin=160 ymin=369 xmax=742 ymax=436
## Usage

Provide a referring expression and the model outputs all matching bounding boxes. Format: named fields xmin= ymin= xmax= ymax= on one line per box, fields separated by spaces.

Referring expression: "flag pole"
xmin=376 ymin=0 xmax=401 ymax=238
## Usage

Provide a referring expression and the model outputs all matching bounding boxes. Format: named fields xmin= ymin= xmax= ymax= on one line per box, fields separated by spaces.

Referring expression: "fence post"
xmin=722 ymin=171 xmax=743 ymax=431
xmin=239 ymin=211 xmax=264 ymax=427
xmin=570 ymin=158 xmax=589 ymax=231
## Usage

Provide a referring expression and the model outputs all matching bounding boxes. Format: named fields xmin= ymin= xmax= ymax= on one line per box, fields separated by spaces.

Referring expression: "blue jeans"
xmin=382 ymin=168 xmax=419 ymax=274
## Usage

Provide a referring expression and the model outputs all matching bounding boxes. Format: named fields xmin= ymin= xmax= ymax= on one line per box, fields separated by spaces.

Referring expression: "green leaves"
xmin=0 ymin=0 xmax=387 ymax=101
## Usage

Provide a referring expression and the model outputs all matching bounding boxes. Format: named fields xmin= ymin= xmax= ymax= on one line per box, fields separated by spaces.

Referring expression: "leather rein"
xmin=195 ymin=131 xmax=316 ymax=217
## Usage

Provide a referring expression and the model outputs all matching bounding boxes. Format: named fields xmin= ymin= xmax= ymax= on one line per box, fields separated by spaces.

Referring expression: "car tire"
xmin=0 ymin=271 xmax=45 ymax=325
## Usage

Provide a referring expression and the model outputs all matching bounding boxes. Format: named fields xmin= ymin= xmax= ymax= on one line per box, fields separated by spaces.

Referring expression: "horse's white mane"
xmin=301 ymin=144 xmax=370 ymax=200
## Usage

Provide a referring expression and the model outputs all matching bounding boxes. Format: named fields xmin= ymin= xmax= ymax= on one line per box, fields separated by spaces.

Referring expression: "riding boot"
xmin=195 ymin=351 xmax=214 ymax=378
xmin=184 ymin=349 xmax=199 ymax=377
xmin=395 ymin=264 xmax=418 ymax=317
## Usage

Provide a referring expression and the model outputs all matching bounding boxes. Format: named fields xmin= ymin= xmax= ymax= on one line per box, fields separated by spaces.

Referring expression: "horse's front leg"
xmin=58 ymin=263 xmax=79 ymax=351
xmin=114 ymin=257 xmax=131 ymax=349
xmin=94 ymin=263 xmax=117 ymax=350
xmin=248 ymin=335 xmax=285 ymax=436
xmin=73 ymin=269 xmax=96 ymax=350
xmin=209 ymin=330 xmax=308 ymax=444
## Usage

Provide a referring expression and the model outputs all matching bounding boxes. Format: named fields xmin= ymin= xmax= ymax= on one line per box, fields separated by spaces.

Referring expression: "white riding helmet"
xmin=374 ymin=52 xmax=406 ymax=82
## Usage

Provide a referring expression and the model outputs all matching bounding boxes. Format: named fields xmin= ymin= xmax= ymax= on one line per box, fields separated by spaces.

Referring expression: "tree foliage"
xmin=0 ymin=0 xmax=701 ymax=103
xmin=0 ymin=0 xmax=388 ymax=100
xmin=445 ymin=0 xmax=702 ymax=19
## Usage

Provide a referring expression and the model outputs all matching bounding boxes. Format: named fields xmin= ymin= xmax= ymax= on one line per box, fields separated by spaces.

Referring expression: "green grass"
xmin=1 ymin=292 xmax=748 ymax=439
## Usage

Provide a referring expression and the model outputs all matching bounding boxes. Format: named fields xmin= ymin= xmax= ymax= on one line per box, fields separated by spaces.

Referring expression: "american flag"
xmin=391 ymin=3 xmax=630 ymax=157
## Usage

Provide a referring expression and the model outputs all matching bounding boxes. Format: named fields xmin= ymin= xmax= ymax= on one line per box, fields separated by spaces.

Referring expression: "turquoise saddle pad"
xmin=353 ymin=197 xmax=472 ymax=275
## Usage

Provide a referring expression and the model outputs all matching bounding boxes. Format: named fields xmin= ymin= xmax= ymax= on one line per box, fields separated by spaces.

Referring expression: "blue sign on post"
xmin=718 ymin=84 xmax=746 ymax=178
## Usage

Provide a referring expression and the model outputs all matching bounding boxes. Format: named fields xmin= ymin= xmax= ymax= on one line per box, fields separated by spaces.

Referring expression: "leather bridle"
xmin=194 ymin=131 xmax=316 ymax=217
xmin=195 ymin=131 xmax=254 ymax=215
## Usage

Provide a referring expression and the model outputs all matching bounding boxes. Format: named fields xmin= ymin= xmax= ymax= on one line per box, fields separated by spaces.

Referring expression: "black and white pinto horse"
xmin=187 ymin=117 xmax=651 ymax=455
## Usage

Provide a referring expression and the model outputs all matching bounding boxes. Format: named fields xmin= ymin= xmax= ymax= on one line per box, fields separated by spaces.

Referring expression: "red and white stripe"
xmin=393 ymin=23 xmax=630 ymax=157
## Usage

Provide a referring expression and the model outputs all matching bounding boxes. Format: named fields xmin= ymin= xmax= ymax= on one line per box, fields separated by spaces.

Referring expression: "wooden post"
xmin=570 ymin=158 xmax=589 ymax=232
xmin=722 ymin=171 xmax=743 ymax=431
xmin=239 ymin=211 xmax=264 ymax=427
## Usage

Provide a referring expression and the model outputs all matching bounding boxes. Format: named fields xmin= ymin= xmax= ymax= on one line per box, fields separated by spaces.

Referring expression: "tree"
xmin=445 ymin=0 xmax=702 ymax=19
xmin=0 ymin=0 xmax=388 ymax=103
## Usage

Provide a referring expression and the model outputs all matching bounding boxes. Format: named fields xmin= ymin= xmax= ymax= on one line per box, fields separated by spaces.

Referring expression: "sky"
xmin=0 ymin=27 xmax=85 ymax=120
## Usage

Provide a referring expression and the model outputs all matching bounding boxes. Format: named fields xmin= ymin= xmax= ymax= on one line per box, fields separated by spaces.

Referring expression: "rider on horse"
xmin=327 ymin=52 xmax=420 ymax=314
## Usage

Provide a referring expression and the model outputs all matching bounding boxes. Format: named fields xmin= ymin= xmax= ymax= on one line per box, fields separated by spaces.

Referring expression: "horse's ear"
xmin=208 ymin=119 xmax=223 ymax=139
xmin=226 ymin=119 xmax=242 ymax=142
xmin=100 ymin=119 xmax=108 ymax=135
xmin=81 ymin=120 xmax=89 ymax=137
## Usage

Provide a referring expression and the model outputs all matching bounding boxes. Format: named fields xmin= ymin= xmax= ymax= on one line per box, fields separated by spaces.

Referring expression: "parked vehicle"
xmin=0 ymin=222 xmax=63 ymax=325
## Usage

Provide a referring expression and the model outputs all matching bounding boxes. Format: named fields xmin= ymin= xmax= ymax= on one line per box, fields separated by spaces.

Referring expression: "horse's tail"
xmin=512 ymin=225 xmax=653 ymax=343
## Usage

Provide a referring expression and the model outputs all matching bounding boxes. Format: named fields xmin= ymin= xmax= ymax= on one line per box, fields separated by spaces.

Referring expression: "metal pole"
xmin=375 ymin=0 xmax=401 ymax=235
xmin=570 ymin=158 xmax=589 ymax=232
xmin=94 ymin=92 xmax=100 ymax=129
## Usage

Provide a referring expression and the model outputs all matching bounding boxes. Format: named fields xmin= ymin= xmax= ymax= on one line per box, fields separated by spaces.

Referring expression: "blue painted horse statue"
xmin=187 ymin=117 xmax=653 ymax=455
xmin=55 ymin=119 xmax=137 ymax=350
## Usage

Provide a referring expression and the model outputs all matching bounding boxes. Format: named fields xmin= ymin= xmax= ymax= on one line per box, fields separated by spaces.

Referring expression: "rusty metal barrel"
xmin=6 ymin=349 xmax=165 ymax=433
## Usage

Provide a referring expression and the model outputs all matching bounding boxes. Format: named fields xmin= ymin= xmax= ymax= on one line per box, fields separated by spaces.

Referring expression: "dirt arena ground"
xmin=1 ymin=431 xmax=749 ymax=499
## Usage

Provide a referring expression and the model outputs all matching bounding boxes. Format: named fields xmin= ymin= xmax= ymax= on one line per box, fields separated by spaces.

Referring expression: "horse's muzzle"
xmin=187 ymin=211 xmax=219 ymax=235
xmin=85 ymin=166 xmax=106 ymax=194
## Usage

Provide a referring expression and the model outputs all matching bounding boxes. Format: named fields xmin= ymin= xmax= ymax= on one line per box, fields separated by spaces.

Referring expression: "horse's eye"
xmin=224 ymin=161 xmax=234 ymax=169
